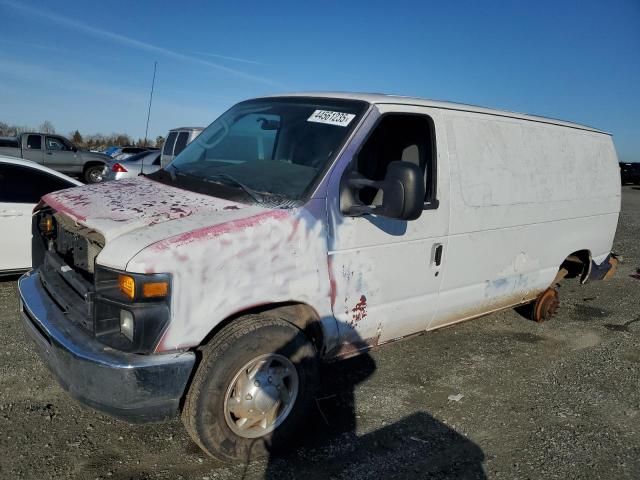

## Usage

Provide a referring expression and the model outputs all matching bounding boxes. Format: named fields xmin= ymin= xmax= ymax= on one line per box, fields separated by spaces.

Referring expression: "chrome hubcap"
xmin=89 ymin=169 xmax=103 ymax=182
xmin=224 ymin=353 xmax=299 ymax=439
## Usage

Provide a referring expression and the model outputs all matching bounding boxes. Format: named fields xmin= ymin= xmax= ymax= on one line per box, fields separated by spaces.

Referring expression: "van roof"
xmin=168 ymin=127 xmax=204 ymax=132
xmin=260 ymin=92 xmax=608 ymax=135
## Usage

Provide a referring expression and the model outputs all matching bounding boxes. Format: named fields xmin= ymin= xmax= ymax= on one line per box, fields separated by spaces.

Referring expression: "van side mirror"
xmin=341 ymin=161 xmax=425 ymax=220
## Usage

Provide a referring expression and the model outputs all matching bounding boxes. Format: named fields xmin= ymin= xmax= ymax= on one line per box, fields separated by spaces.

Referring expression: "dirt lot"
xmin=1 ymin=187 xmax=639 ymax=480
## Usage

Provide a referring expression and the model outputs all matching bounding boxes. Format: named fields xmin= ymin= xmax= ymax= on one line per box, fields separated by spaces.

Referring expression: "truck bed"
xmin=0 ymin=137 xmax=21 ymax=158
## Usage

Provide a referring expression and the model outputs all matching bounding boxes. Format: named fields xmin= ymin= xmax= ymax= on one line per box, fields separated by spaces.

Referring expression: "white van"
xmin=160 ymin=127 xmax=203 ymax=168
xmin=19 ymin=93 xmax=620 ymax=461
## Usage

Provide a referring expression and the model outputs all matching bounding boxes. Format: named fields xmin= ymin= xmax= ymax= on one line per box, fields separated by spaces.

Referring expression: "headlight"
xmin=94 ymin=265 xmax=171 ymax=353
xmin=120 ymin=310 xmax=135 ymax=341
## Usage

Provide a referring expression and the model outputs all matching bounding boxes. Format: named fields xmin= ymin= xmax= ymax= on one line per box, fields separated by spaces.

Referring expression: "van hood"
xmin=42 ymin=177 xmax=270 ymax=265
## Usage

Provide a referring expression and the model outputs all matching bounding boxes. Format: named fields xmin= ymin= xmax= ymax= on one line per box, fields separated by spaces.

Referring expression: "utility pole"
xmin=143 ymin=61 xmax=157 ymax=147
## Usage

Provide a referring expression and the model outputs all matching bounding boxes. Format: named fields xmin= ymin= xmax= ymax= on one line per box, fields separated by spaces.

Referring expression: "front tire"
xmin=181 ymin=314 xmax=318 ymax=462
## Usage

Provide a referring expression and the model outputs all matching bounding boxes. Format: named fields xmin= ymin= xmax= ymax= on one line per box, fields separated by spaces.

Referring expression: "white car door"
xmin=0 ymin=200 xmax=33 ymax=272
xmin=0 ymin=162 xmax=78 ymax=272
xmin=327 ymin=105 xmax=450 ymax=349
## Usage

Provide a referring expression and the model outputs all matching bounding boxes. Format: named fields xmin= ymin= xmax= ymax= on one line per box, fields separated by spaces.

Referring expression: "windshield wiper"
xmin=205 ymin=173 xmax=265 ymax=203
xmin=167 ymin=164 xmax=180 ymax=181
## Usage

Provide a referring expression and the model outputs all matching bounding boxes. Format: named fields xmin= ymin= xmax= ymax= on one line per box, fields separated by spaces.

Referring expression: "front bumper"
xmin=18 ymin=271 xmax=195 ymax=423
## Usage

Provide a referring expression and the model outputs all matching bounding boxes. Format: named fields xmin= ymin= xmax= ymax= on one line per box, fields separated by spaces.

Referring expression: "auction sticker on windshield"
xmin=307 ymin=110 xmax=356 ymax=127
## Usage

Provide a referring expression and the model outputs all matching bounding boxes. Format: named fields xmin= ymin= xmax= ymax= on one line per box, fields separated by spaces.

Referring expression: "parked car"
xmin=0 ymin=133 xmax=110 ymax=183
xmin=160 ymin=127 xmax=203 ymax=167
xmin=103 ymin=150 xmax=161 ymax=181
xmin=619 ymin=162 xmax=640 ymax=184
xmin=0 ymin=155 xmax=81 ymax=275
xmin=19 ymin=93 xmax=620 ymax=462
xmin=109 ymin=146 xmax=157 ymax=161
xmin=101 ymin=146 xmax=121 ymax=157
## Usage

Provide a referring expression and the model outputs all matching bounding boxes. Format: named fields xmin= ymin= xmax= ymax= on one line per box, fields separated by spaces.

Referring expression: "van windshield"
xmin=155 ymin=97 xmax=368 ymax=205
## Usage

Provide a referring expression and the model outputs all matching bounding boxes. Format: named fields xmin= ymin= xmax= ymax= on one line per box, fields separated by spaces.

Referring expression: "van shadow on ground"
xmin=262 ymin=352 xmax=486 ymax=480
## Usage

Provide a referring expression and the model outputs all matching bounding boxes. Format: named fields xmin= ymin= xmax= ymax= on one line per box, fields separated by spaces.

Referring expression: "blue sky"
xmin=0 ymin=0 xmax=638 ymax=161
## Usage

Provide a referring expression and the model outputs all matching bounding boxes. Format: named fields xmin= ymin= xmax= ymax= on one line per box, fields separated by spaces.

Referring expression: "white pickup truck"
xmin=18 ymin=93 xmax=620 ymax=462
xmin=0 ymin=133 xmax=110 ymax=183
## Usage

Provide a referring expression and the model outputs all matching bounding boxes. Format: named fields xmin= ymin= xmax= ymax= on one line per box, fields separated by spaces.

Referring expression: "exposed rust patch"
xmin=532 ymin=287 xmax=560 ymax=322
xmin=325 ymin=334 xmax=380 ymax=360
xmin=429 ymin=289 xmax=543 ymax=331
xmin=351 ymin=295 xmax=367 ymax=322
xmin=603 ymin=256 xmax=618 ymax=280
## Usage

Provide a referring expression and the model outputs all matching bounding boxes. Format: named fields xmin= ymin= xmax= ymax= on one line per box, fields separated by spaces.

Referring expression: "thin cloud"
xmin=0 ymin=39 xmax=70 ymax=55
xmin=0 ymin=56 xmax=221 ymax=137
xmin=191 ymin=51 xmax=266 ymax=66
xmin=0 ymin=56 xmax=148 ymax=103
xmin=0 ymin=0 xmax=283 ymax=88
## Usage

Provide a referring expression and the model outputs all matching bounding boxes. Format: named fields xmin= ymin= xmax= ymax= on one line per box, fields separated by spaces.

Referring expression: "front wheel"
xmin=181 ymin=314 xmax=319 ymax=462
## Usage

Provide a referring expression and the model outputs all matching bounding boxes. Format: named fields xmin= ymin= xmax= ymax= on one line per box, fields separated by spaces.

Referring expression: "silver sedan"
xmin=102 ymin=151 xmax=161 ymax=181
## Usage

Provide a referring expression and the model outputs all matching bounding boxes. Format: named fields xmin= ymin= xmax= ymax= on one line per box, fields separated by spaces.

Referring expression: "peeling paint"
xmin=37 ymin=100 xmax=620 ymax=362
xmin=42 ymin=177 xmax=248 ymax=243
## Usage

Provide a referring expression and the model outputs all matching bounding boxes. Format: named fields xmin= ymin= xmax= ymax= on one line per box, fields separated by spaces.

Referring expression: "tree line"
xmin=0 ymin=120 xmax=165 ymax=151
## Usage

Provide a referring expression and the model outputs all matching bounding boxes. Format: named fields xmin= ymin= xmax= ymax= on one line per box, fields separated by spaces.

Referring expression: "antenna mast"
xmin=143 ymin=61 xmax=157 ymax=147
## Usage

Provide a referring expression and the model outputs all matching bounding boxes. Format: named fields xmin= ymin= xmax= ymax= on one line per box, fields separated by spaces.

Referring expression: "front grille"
xmin=55 ymin=223 xmax=101 ymax=276
xmin=40 ymin=250 xmax=95 ymax=332
xmin=32 ymin=209 xmax=105 ymax=334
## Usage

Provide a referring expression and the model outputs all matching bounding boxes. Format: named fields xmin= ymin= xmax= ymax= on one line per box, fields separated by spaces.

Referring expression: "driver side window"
xmin=355 ymin=114 xmax=436 ymax=207
xmin=46 ymin=136 xmax=69 ymax=151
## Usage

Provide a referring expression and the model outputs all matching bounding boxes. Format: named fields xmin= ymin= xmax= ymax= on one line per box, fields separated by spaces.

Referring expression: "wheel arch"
xmin=558 ymin=249 xmax=592 ymax=284
xmin=82 ymin=160 xmax=106 ymax=171
xmin=198 ymin=301 xmax=326 ymax=356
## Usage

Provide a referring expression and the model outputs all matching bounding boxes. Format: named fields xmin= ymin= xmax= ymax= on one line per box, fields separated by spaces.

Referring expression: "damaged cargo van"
xmin=19 ymin=93 xmax=620 ymax=461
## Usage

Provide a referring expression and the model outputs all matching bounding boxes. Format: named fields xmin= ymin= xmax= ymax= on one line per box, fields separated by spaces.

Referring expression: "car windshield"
xmin=120 ymin=151 xmax=150 ymax=163
xmin=155 ymin=97 xmax=368 ymax=205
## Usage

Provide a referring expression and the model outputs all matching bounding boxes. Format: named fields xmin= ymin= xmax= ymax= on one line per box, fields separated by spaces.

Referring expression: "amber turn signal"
xmin=118 ymin=274 xmax=136 ymax=300
xmin=39 ymin=215 xmax=54 ymax=235
xmin=142 ymin=281 xmax=169 ymax=298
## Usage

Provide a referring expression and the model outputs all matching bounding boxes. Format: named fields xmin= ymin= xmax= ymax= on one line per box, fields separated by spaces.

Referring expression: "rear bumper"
xmin=18 ymin=271 xmax=195 ymax=423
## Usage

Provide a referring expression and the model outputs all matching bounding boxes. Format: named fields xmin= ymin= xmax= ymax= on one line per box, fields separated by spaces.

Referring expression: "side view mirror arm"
xmin=342 ymin=172 xmax=385 ymax=217
xmin=346 ymin=172 xmax=382 ymax=190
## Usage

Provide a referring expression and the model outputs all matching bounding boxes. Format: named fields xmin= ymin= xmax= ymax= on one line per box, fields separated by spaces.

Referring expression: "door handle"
xmin=0 ymin=210 xmax=24 ymax=217
xmin=433 ymin=243 xmax=443 ymax=266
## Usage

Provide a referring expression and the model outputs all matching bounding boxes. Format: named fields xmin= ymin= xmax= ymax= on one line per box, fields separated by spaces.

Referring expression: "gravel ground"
xmin=1 ymin=186 xmax=639 ymax=480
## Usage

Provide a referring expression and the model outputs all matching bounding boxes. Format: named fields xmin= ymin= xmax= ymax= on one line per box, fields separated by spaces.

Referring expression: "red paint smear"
xmin=42 ymin=193 xmax=87 ymax=222
xmin=327 ymin=255 xmax=337 ymax=309
xmin=151 ymin=209 xmax=290 ymax=251
xmin=287 ymin=217 xmax=302 ymax=242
